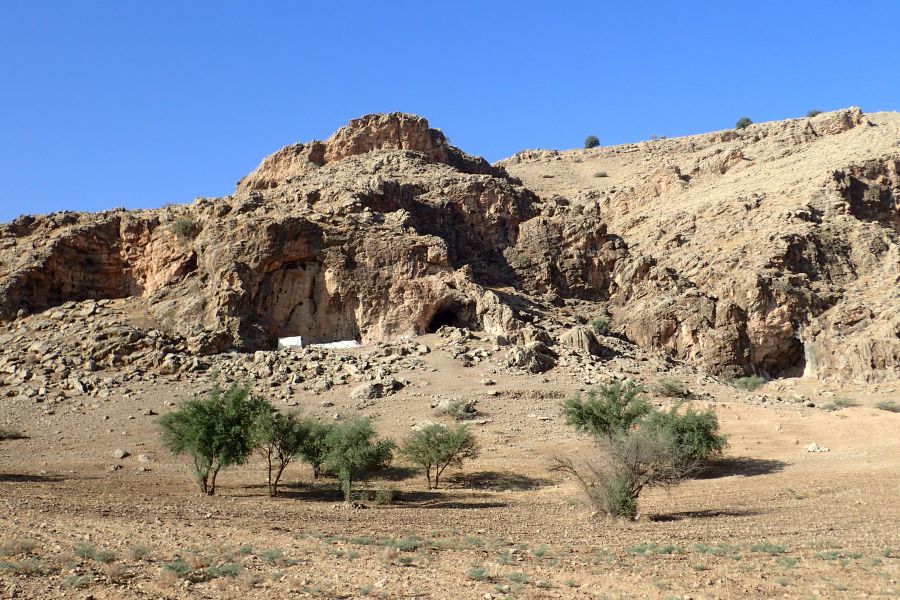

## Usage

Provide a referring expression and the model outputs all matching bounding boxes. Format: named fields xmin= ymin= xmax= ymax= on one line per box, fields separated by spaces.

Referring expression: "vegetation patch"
xmin=731 ymin=375 xmax=765 ymax=391
xmin=170 ymin=215 xmax=201 ymax=240
xmin=750 ymin=542 xmax=787 ymax=555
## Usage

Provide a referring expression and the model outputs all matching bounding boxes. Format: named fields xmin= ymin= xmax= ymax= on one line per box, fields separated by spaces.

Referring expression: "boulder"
xmin=559 ymin=326 xmax=603 ymax=356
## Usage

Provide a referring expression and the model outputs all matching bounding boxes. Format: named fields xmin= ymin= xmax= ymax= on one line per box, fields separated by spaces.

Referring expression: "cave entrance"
xmin=425 ymin=309 xmax=463 ymax=333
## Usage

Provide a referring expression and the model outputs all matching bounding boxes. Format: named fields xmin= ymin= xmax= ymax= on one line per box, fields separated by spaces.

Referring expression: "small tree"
xmin=299 ymin=421 xmax=334 ymax=478
xmin=553 ymin=428 xmax=689 ymax=519
xmin=562 ymin=381 xmax=651 ymax=438
xmin=323 ymin=419 xmax=394 ymax=501
xmin=557 ymin=382 xmax=727 ymax=518
xmin=806 ymin=109 xmax=822 ymax=118
xmin=157 ymin=383 xmax=269 ymax=495
xmin=735 ymin=117 xmax=753 ymax=130
xmin=252 ymin=410 xmax=311 ymax=497
xmin=584 ymin=135 xmax=600 ymax=149
xmin=401 ymin=424 xmax=480 ymax=489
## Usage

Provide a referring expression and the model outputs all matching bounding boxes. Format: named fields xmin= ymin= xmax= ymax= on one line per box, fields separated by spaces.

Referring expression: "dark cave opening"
xmin=425 ymin=309 xmax=463 ymax=333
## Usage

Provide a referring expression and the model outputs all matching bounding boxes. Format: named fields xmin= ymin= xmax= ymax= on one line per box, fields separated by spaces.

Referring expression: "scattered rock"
xmin=805 ymin=442 xmax=830 ymax=453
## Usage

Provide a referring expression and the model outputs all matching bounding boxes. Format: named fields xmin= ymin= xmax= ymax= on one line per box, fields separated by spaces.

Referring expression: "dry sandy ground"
xmin=1 ymin=336 xmax=899 ymax=599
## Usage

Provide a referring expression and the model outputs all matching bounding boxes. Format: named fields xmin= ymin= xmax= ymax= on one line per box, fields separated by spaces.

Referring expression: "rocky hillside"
xmin=0 ymin=109 xmax=897 ymax=384
xmin=500 ymin=108 xmax=899 ymax=383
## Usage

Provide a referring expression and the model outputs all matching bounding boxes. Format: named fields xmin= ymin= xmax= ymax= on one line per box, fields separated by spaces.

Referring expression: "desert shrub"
xmin=205 ymin=561 xmax=243 ymax=579
xmin=562 ymin=381 xmax=651 ymax=438
xmin=298 ymin=420 xmax=334 ymax=478
xmin=163 ymin=557 xmax=192 ymax=578
xmin=94 ymin=549 xmax=117 ymax=564
xmin=821 ymin=397 xmax=857 ymax=412
xmin=0 ymin=539 xmax=37 ymax=556
xmin=584 ymin=135 xmax=600 ymax=149
xmin=806 ymin=109 xmax=823 ymax=117
xmin=735 ymin=117 xmax=753 ymax=130
xmin=751 ymin=542 xmax=787 ymax=555
xmin=0 ymin=558 xmax=42 ymax=575
xmin=558 ymin=383 xmax=726 ymax=518
xmin=170 ymin=215 xmax=201 ymax=240
xmin=400 ymin=423 xmax=479 ymax=489
xmin=436 ymin=399 xmax=477 ymax=421
xmin=157 ymin=382 xmax=269 ymax=495
xmin=260 ymin=548 xmax=284 ymax=565
xmin=323 ymin=419 xmax=394 ymax=501
xmin=593 ymin=171 xmax=609 ymax=177
xmin=731 ymin=375 xmax=765 ymax=391
xmin=641 ymin=404 xmax=727 ymax=465
xmin=252 ymin=410 xmax=311 ymax=497
xmin=654 ymin=378 xmax=690 ymax=398
xmin=73 ymin=542 xmax=96 ymax=560
xmin=130 ymin=545 xmax=153 ymax=561
xmin=875 ymin=400 xmax=900 ymax=413
xmin=373 ymin=488 xmax=397 ymax=505
xmin=589 ymin=317 xmax=610 ymax=335
xmin=553 ymin=428 xmax=690 ymax=519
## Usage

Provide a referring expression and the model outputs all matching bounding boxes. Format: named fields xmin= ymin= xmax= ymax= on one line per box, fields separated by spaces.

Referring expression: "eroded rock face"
xmin=1 ymin=142 xmax=539 ymax=357
xmin=2 ymin=109 xmax=898 ymax=383
xmin=501 ymin=107 xmax=900 ymax=382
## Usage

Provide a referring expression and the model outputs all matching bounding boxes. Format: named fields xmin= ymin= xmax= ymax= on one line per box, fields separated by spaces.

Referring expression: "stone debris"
xmin=805 ymin=442 xmax=830 ymax=453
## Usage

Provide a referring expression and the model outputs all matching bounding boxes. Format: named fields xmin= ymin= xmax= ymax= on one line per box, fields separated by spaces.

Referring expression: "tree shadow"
xmin=445 ymin=470 xmax=555 ymax=492
xmin=648 ymin=508 xmax=764 ymax=522
xmin=378 ymin=465 xmax=419 ymax=482
xmin=412 ymin=500 xmax=508 ymax=510
xmin=0 ymin=473 xmax=67 ymax=484
xmin=695 ymin=457 xmax=788 ymax=479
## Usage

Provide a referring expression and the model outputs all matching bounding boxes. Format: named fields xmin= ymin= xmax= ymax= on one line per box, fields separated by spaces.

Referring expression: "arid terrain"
xmin=1 ymin=109 xmax=898 ymax=599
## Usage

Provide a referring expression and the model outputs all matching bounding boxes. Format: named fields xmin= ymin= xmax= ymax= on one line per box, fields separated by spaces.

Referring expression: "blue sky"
xmin=1 ymin=1 xmax=898 ymax=222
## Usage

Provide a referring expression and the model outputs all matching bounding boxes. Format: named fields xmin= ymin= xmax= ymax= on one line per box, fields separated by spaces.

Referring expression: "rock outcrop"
xmin=1 ymin=109 xmax=897 ymax=383
xmin=236 ymin=113 xmax=497 ymax=194
xmin=501 ymin=107 xmax=899 ymax=382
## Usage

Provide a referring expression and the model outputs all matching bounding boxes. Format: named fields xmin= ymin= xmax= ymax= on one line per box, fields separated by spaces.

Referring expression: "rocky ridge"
xmin=1 ymin=109 xmax=897 ymax=388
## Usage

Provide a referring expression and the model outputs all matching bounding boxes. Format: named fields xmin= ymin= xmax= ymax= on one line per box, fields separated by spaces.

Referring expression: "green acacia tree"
xmin=322 ymin=419 xmax=394 ymax=501
xmin=562 ymin=381 xmax=651 ymax=437
xmin=299 ymin=421 xmax=334 ymax=478
xmin=556 ymin=382 xmax=727 ymax=519
xmin=252 ymin=410 xmax=311 ymax=497
xmin=157 ymin=383 xmax=269 ymax=495
xmin=401 ymin=423 xmax=479 ymax=489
